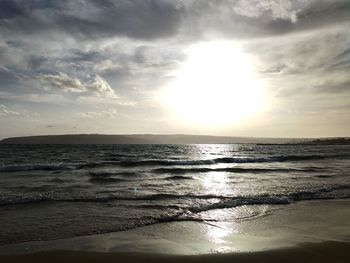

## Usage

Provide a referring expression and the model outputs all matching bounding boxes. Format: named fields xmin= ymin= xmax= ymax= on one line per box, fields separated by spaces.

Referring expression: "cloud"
xmin=79 ymin=108 xmax=118 ymax=118
xmin=0 ymin=0 xmax=25 ymax=19
xmin=38 ymin=72 xmax=116 ymax=97
xmin=86 ymin=75 xmax=115 ymax=97
xmin=93 ymin=59 xmax=122 ymax=73
xmin=0 ymin=64 xmax=9 ymax=72
xmin=180 ymin=0 xmax=350 ymax=39
xmin=39 ymin=72 xmax=86 ymax=93
xmin=0 ymin=92 xmax=68 ymax=104
xmin=0 ymin=0 xmax=185 ymax=40
xmin=0 ymin=41 xmax=27 ymax=69
xmin=0 ymin=104 xmax=20 ymax=116
xmin=77 ymin=96 xmax=135 ymax=107
xmin=248 ymin=22 xmax=350 ymax=78
xmin=233 ymin=0 xmax=298 ymax=23
xmin=1 ymin=0 xmax=349 ymax=43
xmin=312 ymin=80 xmax=350 ymax=94
xmin=0 ymin=0 xmax=349 ymax=137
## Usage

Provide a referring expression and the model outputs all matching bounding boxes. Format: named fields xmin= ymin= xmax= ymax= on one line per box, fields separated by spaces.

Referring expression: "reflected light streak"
xmin=194 ymin=145 xmax=240 ymax=245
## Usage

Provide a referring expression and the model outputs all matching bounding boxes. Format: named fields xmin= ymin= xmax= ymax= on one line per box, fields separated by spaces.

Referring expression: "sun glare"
xmin=164 ymin=41 xmax=264 ymax=127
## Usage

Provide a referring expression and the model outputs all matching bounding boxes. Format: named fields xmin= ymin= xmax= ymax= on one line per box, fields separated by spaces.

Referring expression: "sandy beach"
xmin=0 ymin=199 xmax=349 ymax=262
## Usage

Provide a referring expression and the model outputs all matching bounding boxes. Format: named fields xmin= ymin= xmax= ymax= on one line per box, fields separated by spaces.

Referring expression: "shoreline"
xmin=1 ymin=241 xmax=350 ymax=263
xmin=0 ymin=199 xmax=349 ymax=257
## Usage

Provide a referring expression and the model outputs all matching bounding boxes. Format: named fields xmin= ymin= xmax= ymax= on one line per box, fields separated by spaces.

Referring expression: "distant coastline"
xmin=0 ymin=134 xmax=349 ymax=145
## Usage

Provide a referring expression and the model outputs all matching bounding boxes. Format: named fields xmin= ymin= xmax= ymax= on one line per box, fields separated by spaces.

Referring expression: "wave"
xmin=118 ymin=155 xmax=331 ymax=166
xmin=0 ymin=193 xmax=230 ymax=206
xmin=315 ymin=175 xmax=332 ymax=178
xmin=210 ymin=154 xmax=346 ymax=164
xmin=0 ymin=195 xmax=48 ymax=206
xmin=77 ymin=154 xmax=346 ymax=169
xmin=0 ymin=153 xmax=344 ymax=173
xmin=88 ymin=171 xmax=141 ymax=183
xmin=89 ymin=171 xmax=140 ymax=177
xmin=1 ymin=184 xmax=349 ymax=207
xmin=154 ymin=167 xmax=319 ymax=174
xmin=88 ymin=171 xmax=114 ymax=177
xmin=180 ymin=185 xmax=350 ymax=214
xmin=165 ymin=175 xmax=193 ymax=180
xmin=0 ymin=163 xmax=74 ymax=172
xmin=50 ymin=178 xmax=71 ymax=183
xmin=88 ymin=177 xmax=127 ymax=183
xmin=118 ymin=159 xmax=216 ymax=167
xmin=76 ymin=161 xmax=119 ymax=169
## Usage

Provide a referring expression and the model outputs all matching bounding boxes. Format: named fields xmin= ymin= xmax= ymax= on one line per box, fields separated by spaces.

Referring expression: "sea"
xmin=0 ymin=143 xmax=349 ymax=245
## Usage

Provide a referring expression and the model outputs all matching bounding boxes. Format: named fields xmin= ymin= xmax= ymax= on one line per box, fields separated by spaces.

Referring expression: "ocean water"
xmin=0 ymin=143 xmax=349 ymax=245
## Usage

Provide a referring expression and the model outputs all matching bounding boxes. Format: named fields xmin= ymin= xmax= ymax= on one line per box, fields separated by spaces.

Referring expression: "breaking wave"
xmin=1 ymin=184 xmax=349 ymax=207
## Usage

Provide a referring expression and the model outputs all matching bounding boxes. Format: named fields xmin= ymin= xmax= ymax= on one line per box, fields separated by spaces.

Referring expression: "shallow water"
xmin=0 ymin=144 xmax=349 ymax=244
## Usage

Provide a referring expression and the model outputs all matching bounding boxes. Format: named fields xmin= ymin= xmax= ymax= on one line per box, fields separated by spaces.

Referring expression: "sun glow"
xmin=164 ymin=41 xmax=264 ymax=127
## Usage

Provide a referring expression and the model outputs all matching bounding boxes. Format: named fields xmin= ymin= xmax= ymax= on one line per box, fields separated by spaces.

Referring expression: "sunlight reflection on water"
xmin=194 ymin=144 xmax=271 ymax=248
xmin=201 ymin=171 xmax=233 ymax=196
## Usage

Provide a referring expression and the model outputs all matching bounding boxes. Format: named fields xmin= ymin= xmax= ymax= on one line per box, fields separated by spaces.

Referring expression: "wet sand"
xmin=1 ymin=241 xmax=349 ymax=263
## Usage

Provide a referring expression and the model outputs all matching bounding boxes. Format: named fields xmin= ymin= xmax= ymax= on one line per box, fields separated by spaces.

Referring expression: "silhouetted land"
xmin=1 ymin=134 xmax=349 ymax=145
xmin=0 ymin=134 xmax=301 ymax=144
xmin=307 ymin=138 xmax=350 ymax=145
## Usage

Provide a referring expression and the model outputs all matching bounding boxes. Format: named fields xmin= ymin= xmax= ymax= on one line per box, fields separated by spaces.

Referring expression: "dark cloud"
xmin=0 ymin=0 xmax=185 ymax=40
xmin=0 ymin=69 xmax=21 ymax=92
xmin=297 ymin=0 xmax=350 ymax=28
xmin=1 ymin=0 xmax=349 ymax=42
xmin=178 ymin=0 xmax=350 ymax=39
xmin=68 ymin=50 xmax=104 ymax=63
xmin=0 ymin=0 xmax=25 ymax=19
xmin=259 ymin=0 xmax=350 ymax=36
xmin=28 ymin=56 xmax=47 ymax=70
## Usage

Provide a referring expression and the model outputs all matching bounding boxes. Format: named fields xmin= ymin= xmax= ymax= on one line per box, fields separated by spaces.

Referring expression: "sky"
xmin=0 ymin=0 xmax=349 ymax=139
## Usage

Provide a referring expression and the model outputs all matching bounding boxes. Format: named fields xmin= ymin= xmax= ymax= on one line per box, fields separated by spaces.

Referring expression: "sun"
xmin=164 ymin=40 xmax=264 ymax=127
